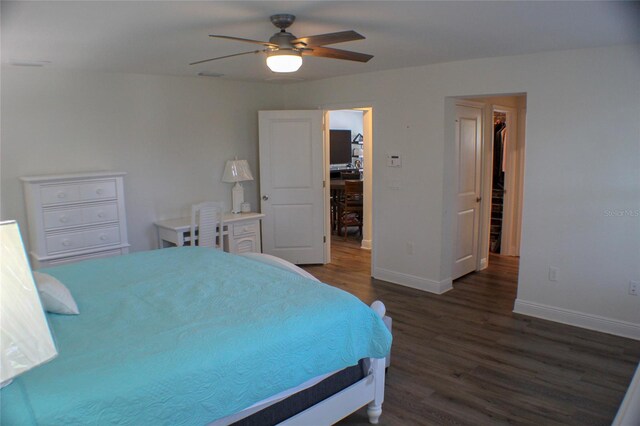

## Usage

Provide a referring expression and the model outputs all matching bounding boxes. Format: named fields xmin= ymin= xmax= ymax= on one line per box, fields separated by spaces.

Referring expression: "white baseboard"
xmin=479 ymin=257 xmax=488 ymax=270
xmin=373 ymin=267 xmax=452 ymax=294
xmin=360 ymin=239 xmax=372 ymax=250
xmin=514 ymin=299 xmax=640 ymax=340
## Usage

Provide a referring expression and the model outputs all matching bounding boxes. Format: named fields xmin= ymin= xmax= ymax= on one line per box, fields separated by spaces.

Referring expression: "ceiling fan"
xmin=190 ymin=14 xmax=373 ymax=73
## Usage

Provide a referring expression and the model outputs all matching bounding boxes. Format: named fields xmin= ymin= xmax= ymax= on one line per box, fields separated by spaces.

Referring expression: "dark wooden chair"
xmin=338 ymin=180 xmax=363 ymax=240
xmin=330 ymin=185 xmax=342 ymax=234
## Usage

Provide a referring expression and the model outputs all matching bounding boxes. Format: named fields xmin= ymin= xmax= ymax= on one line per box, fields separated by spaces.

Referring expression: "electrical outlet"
xmin=630 ymin=281 xmax=639 ymax=296
xmin=548 ymin=267 xmax=559 ymax=282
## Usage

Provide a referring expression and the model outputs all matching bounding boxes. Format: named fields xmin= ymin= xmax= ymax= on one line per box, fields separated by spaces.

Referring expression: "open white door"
xmin=452 ymin=105 xmax=483 ymax=279
xmin=259 ymin=110 xmax=325 ymax=264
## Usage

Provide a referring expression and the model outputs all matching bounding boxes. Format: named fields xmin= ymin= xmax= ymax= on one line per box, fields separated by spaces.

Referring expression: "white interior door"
xmin=259 ymin=110 xmax=325 ymax=264
xmin=453 ymin=105 xmax=483 ymax=279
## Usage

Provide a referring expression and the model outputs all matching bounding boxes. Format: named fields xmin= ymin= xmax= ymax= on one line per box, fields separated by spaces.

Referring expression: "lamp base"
xmin=231 ymin=182 xmax=244 ymax=214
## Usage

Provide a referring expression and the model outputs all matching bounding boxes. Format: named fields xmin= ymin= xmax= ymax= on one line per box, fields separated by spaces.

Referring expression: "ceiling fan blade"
xmin=189 ymin=50 xmax=262 ymax=66
xmin=302 ymin=46 xmax=373 ymax=63
xmin=209 ymin=35 xmax=278 ymax=48
xmin=292 ymin=30 xmax=364 ymax=47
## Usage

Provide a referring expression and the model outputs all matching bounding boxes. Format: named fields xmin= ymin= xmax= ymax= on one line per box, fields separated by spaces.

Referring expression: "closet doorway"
xmin=491 ymin=111 xmax=507 ymax=253
xmin=450 ymin=94 xmax=526 ymax=279
xmin=326 ymin=108 xmax=373 ymax=262
xmin=489 ymin=102 xmax=525 ymax=257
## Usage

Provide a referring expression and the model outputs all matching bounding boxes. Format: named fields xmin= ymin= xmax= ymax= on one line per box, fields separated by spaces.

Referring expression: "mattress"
xmin=1 ymin=247 xmax=391 ymax=425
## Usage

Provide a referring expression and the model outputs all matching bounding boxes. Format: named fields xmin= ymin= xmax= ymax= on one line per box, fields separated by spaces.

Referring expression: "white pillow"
xmin=32 ymin=271 xmax=79 ymax=315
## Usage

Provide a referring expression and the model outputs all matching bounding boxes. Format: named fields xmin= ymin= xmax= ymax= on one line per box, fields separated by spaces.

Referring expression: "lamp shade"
xmin=266 ymin=50 xmax=303 ymax=73
xmin=1 ymin=221 xmax=57 ymax=385
xmin=222 ymin=159 xmax=254 ymax=183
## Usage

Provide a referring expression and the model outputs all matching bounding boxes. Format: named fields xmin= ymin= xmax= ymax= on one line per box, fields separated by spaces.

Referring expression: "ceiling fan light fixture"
xmin=266 ymin=50 xmax=302 ymax=73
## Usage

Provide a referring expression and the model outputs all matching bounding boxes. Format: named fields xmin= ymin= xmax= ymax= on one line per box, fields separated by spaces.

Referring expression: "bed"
xmin=1 ymin=246 xmax=392 ymax=425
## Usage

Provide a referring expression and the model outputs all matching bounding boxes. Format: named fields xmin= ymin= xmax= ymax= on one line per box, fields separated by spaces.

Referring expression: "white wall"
xmin=284 ymin=45 xmax=640 ymax=337
xmin=0 ymin=68 xmax=284 ymax=251
xmin=2 ymin=45 xmax=638 ymax=338
xmin=329 ymin=109 xmax=364 ymax=140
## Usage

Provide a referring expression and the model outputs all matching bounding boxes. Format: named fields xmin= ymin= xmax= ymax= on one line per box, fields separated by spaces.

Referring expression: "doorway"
xmin=326 ymin=108 xmax=373 ymax=264
xmin=490 ymin=106 xmax=523 ymax=256
xmin=449 ymin=94 xmax=527 ymax=280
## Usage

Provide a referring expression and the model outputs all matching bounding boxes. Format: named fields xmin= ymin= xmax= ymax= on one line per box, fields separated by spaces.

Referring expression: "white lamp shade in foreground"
xmin=0 ymin=221 xmax=57 ymax=385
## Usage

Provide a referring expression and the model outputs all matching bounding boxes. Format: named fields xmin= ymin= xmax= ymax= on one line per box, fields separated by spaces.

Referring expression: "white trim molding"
xmin=361 ymin=239 xmax=372 ymax=250
xmin=479 ymin=257 xmax=488 ymax=270
xmin=374 ymin=267 xmax=452 ymax=294
xmin=514 ymin=299 xmax=640 ymax=340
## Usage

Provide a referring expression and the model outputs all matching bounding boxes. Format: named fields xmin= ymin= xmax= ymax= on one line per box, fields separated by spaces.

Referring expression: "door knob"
xmin=476 ymin=196 xmax=482 ymax=202
xmin=262 ymin=195 xmax=269 ymax=201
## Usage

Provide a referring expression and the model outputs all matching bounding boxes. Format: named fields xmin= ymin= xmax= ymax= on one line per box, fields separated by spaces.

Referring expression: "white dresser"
xmin=21 ymin=171 xmax=130 ymax=268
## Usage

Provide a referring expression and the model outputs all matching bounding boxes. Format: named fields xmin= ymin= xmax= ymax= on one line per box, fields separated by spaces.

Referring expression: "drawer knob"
xmin=57 ymin=192 xmax=67 ymax=199
xmin=99 ymin=234 xmax=108 ymax=241
xmin=97 ymin=212 xmax=105 ymax=218
xmin=62 ymin=239 xmax=72 ymax=247
xmin=96 ymin=188 xmax=104 ymax=195
xmin=59 ymin=216 xmax=69 ymax=223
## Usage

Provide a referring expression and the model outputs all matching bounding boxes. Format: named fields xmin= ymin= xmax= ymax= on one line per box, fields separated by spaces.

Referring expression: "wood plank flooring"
xmin=302 ymin=239 xmax=640 ymax=426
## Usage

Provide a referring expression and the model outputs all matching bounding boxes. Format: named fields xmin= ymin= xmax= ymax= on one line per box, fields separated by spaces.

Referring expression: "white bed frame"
xmin=208 ymin=253 xmax=390 ymax=425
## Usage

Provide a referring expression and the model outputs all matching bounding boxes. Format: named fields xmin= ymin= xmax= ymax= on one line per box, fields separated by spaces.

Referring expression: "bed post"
xmin=366 ymin=357 xmax=386 ymax=424
xmin=367 ymin=301 xmax=388 ymax=424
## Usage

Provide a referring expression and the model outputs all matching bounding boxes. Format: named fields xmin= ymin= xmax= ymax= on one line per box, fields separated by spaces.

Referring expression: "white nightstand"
xmin=154 ymin=212 xmax=264 ymax=254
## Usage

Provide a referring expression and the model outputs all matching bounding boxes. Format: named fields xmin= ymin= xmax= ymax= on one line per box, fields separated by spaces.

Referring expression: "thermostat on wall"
xmin=387 ymin=153 xmax=402 ymax=167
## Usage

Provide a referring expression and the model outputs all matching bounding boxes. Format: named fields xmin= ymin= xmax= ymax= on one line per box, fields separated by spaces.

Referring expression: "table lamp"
xmin=222 ymin=158 xmax=254 ymax=214
xmin=1 ymin=220 xmax=57 ymax=388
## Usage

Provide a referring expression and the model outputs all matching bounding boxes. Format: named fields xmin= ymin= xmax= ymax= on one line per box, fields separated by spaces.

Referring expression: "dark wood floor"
xmin=302 ymin=239 xmax=640 ymax=426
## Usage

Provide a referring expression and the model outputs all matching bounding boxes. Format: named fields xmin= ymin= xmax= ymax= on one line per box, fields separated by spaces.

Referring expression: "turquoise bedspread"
xmin=1 ymin=247 xmax=391 ymax=425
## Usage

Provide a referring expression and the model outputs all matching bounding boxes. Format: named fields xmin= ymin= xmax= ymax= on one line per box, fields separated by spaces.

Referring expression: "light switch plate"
xmin=387 ymin=153 xmax=401 ymax=167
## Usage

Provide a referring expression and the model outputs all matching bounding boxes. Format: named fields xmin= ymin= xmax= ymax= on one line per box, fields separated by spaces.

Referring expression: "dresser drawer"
xmin=40 ymin=180 xmax=116 ymax=205
xmin=46 ymin=231 xmax=85 ymax=254
xmin=79 ymin=180 xmax=117 ymax=201
xmin=84 ymin=226 xmax=121 ymax=247
xmin=43 ymin=203 xmax=119 ymax=230
xmin=234 ymin=236 xmax=258 ymax=253
xmin=45 ymin=226 xmax=120 ymax=254
xmin=83 ymin=203 xmax=119 ymax=224
xmin=43 ymin=207 xmax=84 ymax=229
xmin=233 ymin=221 xmax=259 ymax=236
xmin=40 ymin=184 xmax=81 ymax=205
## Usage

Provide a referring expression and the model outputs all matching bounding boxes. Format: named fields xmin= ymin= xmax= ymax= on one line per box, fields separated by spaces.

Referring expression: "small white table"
xmin=154 ymin=212 xmax=264 ymax=254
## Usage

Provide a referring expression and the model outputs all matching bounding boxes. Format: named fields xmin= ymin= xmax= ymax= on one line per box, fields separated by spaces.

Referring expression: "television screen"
xmin=330 ymin=130 xmax=352 ymax=165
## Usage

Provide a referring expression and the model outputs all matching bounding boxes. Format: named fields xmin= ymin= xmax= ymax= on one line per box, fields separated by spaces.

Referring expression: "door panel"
xmin=459 ymin=117 xmax=480 ymax=194
xmin=453 ymin=105 xmax=483 ymax=279
xmin=259 ymin=111 xmax=325 ymax=264
xmin=270 ymin=121 xmax=314 ymax=188
xmin=456 ymin=209 xmax=476 ymax=260
xmin=273 ymin=204 xmax=314 ymax=248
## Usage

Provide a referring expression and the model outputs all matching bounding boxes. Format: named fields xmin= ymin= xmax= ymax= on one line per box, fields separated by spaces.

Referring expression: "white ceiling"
xmin=2 ymin=1 xmax=639 ymax=82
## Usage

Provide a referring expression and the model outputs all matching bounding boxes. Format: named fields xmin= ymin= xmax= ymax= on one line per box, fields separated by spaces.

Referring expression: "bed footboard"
xmin=279 ymin=301 xmax=388 ymax=425
xmin=215 ymin=301 xmax=390 ymax=426
xmin=279 ymin=356 xmax=385 ymax=425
